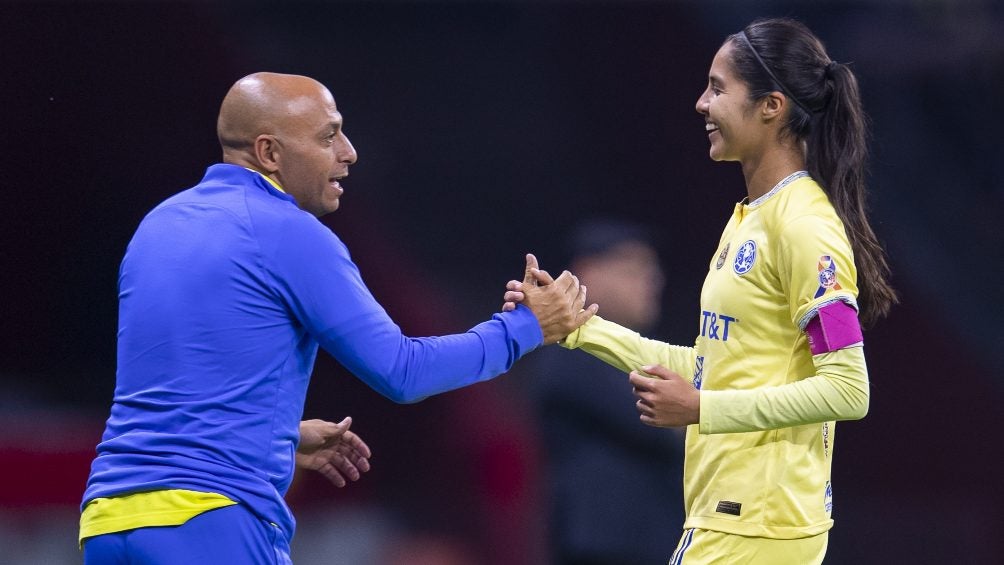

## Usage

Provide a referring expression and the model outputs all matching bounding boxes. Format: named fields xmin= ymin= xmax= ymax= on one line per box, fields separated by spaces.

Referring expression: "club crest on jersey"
xmin=715 ymin=242 xmax=730 ymax=270
xmin=814 ymin=255 xmax=843 ymax=298
xmin=733 ymin=240 xmax=757 ymax=275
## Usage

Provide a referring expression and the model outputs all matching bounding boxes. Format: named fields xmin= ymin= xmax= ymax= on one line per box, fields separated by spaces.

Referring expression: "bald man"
xmin=79 ymin=72 xmax=595 ymax=564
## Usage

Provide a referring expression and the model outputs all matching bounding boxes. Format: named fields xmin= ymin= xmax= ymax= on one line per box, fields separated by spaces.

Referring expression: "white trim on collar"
xmin=748 ymin=170 xmax=809 ymax=208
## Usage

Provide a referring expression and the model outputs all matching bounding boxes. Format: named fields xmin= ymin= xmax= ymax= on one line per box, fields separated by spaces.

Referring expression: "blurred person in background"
xmin=529 ymin=219 xmax=685 ymax=565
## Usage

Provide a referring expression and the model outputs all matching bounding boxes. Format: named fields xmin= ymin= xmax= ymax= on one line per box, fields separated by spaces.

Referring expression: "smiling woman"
xmin=506 ymin=17 xmax=896 ymax=565
xmin=695 ymin=42 xmax=768 ymax=167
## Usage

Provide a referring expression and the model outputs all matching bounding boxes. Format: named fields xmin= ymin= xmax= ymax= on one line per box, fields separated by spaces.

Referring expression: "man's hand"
xmin=629 ymin=365 xmax=700 ymax=427
xmin=296 ymin=417 xmax=372 ymax=487
xmin=506 ymin=254 xmax=598 ymax=344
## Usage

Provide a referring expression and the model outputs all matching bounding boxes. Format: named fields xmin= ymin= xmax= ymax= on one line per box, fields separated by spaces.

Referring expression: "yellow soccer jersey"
xmin=562 ymin=172 xmax=869 ymax=540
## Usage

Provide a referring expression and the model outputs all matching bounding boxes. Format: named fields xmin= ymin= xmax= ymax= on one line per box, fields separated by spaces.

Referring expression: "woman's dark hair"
xmin=727 ymin=18 xmax=897 ymax=326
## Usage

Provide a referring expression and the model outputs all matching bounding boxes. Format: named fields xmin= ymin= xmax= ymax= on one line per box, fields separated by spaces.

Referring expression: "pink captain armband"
xmin=804 ymin=301 xmax=864 ymax=355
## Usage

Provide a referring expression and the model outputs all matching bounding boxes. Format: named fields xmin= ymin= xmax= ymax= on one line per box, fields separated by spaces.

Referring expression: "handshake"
xmin=502 ymin=253 xmax=599 ymax=345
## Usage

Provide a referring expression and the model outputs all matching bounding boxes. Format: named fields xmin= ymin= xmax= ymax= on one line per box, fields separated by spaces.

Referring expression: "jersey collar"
xmin=747 ymin=170 xmax=809 ymax=208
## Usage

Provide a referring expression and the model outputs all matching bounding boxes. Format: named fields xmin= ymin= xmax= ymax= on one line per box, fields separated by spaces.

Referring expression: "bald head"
xmin=217 ymin=72 xmax=334 ymax=163
xmin=215 ymin=72 xmax=357 ymax=217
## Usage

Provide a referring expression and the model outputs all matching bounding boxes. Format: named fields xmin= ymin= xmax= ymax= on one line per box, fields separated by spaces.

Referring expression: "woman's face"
xmin=695 ymin=41 xmax=761 ymax=163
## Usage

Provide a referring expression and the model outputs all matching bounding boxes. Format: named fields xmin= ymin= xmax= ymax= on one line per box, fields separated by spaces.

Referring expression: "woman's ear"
xmin=761 ymin=91 xmax=786 ymax=122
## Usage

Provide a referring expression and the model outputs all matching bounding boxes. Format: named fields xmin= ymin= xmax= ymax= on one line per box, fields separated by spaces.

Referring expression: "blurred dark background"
xmin=1 ymin=1 xmax=1002 ymax=563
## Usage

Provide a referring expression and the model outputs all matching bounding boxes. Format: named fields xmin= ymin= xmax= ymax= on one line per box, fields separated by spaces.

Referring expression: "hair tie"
xmin=825 ymin=60 xmax=839 ymax=78
xmin=736 ymin=31 xmax=811 ymax=114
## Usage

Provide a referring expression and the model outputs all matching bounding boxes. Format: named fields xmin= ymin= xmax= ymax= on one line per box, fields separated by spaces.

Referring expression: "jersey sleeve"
xmin=777 ymin=213 xmax=859 ymax=330
xmin=264 ymin=215 xmax=543 ymax=403
xmin=698 ymin=345 xmax=869 ymax=433
xmin=561 ymin=316 xmax=698 ymax=379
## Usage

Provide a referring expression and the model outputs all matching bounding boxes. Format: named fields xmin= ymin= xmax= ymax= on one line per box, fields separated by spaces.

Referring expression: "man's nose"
xmin=338 ymin=134 xmax=358 ymax=164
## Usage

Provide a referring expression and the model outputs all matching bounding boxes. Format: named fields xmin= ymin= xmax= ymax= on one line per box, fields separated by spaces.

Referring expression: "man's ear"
xmin=254 ymin=134 xmax=280 ymax=173
xmin=761 ymin=91 xmax=786 ymax=122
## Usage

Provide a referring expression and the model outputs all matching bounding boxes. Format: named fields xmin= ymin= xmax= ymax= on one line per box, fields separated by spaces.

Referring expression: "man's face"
xmin=274 ymin=88 xmax=357 ymax=216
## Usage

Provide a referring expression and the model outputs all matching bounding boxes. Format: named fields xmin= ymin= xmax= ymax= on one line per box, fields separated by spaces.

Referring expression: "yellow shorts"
xmin=669 ymin=528 xmax=828 ymax=565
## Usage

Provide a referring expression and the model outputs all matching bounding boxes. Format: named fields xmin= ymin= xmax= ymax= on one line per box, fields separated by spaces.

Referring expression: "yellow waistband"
xmin=79 ymin=489 xmax=236 ymax=546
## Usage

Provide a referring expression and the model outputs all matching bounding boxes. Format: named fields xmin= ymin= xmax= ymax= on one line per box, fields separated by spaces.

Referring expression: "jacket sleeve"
xmin=266 ymin=215 xmax=543 ymax=403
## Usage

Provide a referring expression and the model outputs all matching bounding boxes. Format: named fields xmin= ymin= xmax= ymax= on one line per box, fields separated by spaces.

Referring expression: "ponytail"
xmin=808 ymin=63 xmax=897 ymax=326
